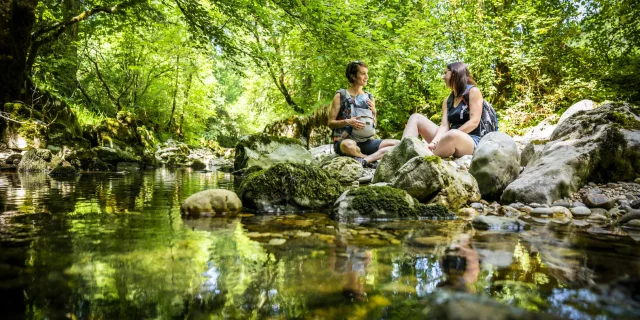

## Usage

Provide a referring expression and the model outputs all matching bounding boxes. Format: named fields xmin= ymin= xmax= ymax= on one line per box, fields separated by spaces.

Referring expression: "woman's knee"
xmin=408 ymin=113 xmax=428 ymax=123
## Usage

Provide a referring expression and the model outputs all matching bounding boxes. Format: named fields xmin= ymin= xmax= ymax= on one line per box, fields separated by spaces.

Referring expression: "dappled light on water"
xmin=1 ymin=170 xmax=639 ymax=319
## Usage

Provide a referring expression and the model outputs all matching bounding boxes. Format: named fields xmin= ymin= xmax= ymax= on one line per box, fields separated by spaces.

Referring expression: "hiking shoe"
xmin=354 ymin=157 xmax=368 ymax=168
xmin=367 ymin=161 xmax=378 ymax=169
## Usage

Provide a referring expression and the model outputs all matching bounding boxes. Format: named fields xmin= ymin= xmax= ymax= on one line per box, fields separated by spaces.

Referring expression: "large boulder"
xmin=390 ymin=155 xmax=481 ymax=209
xmin=520 ymin=140 xmax=546 ymax=167
xmin=333 ymin=185 xmax=452 ymax=221
xmin=181 ymin=189 xmax=243 ymax=217
xmin=469 ymin=132 xmax=520 ymax=200
xmin=237 ymin=163 xmax=342 ymax=212
xmin=558 ymin=100 xmax=595 ymax=125
xmin=321 ymin=156 xmax=364 ymax=184
xmin=373 ymin=137 xmax=430 ymax=183
xmin=502 ymin=103 xmax=640 ymax=205
xmin=18 ymin=148 xmax=52 ymax=172
xmin=66 ymin=146 xmax=139 ymax=170
xmin=234 ymin=133 xmax=313 ymax=171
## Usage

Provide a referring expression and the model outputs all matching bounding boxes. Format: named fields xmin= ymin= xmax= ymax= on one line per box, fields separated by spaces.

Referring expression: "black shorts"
xmin=334 ymin=139 xmax=383 ymax=156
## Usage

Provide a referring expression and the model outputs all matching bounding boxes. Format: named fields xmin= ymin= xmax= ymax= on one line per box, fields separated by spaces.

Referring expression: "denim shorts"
xmin=334 ymin=139 xmax=383 ymax=156
xmin=469 ymin=134 xmax=481 ymax=148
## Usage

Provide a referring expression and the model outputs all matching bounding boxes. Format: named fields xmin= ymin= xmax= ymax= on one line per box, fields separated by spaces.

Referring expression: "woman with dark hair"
xmin=328 ymin=61 xmax=399 ymax=167
xmin=402 ymin=61 xmax=485 ymax=157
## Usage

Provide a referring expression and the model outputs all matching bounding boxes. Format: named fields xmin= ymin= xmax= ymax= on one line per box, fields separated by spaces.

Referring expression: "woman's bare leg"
xmin=432 ymin=129 xmax=475 ymax=157
xmin=403 ymin=113 xmax=439 ymax=142
xmin=364 ymin=146 xmax=393 ymax=163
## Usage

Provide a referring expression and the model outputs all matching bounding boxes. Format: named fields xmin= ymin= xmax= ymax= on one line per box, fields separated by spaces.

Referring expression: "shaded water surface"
xmin=1 ymin=170 xmax=639 ymax=319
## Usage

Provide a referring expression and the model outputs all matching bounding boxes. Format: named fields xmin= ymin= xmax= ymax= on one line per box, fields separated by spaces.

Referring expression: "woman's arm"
xmin=456 ymin=87 xmax=482 ymax=133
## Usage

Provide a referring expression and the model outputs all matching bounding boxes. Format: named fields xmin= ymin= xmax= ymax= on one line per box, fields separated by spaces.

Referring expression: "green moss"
xmin=348 ymin=186 xmax=417 ymax=218
xmin=49 ymin=165 xmax=78 ymax=176
xmin=416 ymin=203 xmax=453 ymax=218
xmin=607 ymin=111 xmax=640 ymax=130
xmin=423 ymin=155 xmax=442 ymax=164
xmin=238 ymin=163 xmax=343 ymax=210
xmin=590 ymin=127 xmax=640 ymax=182
xmin=191 ymin=159 xmax=206 ymax=170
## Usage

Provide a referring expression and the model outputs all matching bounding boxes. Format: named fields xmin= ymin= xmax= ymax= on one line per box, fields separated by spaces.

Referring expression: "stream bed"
xmin=1 ymin=169 xmax=639 ymax=319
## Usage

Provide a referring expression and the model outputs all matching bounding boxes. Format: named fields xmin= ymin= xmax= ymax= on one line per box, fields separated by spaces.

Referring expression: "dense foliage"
xmin=2 ymin=0 xmax=638 ymax=146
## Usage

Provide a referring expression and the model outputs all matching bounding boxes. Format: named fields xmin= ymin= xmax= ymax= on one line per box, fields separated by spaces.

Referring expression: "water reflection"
xmin=0 ymin=170 xmax=639 ymax=319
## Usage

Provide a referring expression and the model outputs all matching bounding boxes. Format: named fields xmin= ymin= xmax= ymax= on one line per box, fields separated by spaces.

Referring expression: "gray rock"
xmin=472 ymin=215 xmax=528 ymax=231
xmin=5 ymin=153 xmax=22 ymax=165
xmin=520 ymin=140 xmax=546 ymax=167
xmin=557 ymin=100 xmax=595 ymax=125
xmin=571 ymin=219 xmax=591 ymax=228
xmin=390 ymin=155 xmax=481 ymax=210
xmin=321 ymin=156 xmax=365 ymax=184
xmin=587 ymin=213 xmax=608 ymax=222
xmin=552 ymin=200 xmax=571 ymax=208
xmin=373 ymin=137 xmax=430 ymax=183
xmin=469 ymin=132 xmax=520 ymax=200
xmin=584 ymin=193 xmax=616 ymax=209
xmin=502 ymin=103 xmax=640 ymax=205
xmin=570 ymin=206 xmax=591 ymax=216
xmin=623 ymin=219 xmax=640 ymax=228
xmin=572 ymin=201 xmax=587 ymax=207
xmin=234 ymin=133 xmax=313 ymax=171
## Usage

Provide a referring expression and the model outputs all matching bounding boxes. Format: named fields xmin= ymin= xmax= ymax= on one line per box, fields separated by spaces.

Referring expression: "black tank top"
xmin=447 ymin=84 xmax=482 ymax=137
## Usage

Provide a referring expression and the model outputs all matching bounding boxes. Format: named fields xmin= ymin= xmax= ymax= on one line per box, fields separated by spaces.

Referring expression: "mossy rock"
xmin=191 ymin=159 xmax=207 ymax=170
xmin=49 ymin=165 xmax=79 ymax=177
xmin=87 ymin=159 xmax=114 ymax=172
xmin=333 ymin=185 xmax=454 ymax=221
xmin=320 ymin=156 xmax=365 ymax=184
xmin=237 ymin=163 xmax=343 ymax=212
xmin=17 ymin=148 xmax=52 ymax=172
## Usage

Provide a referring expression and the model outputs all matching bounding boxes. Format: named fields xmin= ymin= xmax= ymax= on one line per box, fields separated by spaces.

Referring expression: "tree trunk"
xmin=167 ymin=55 xmax=180 ymax=130
xmin=0 ymin=0 xmax=38 ymax=104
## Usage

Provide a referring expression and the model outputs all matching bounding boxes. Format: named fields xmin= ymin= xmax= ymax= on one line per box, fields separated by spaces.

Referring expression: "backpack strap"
xmin=459 ymin=85 xmax=475 ymax=106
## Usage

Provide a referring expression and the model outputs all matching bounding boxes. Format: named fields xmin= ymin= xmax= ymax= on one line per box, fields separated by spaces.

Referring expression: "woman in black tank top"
xmin=402 ymin=61 xmax=485 ymax=157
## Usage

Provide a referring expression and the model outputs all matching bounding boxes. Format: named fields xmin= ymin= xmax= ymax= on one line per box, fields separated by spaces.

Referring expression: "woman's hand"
xmin=347 ymin=116 xmax=365 ymax=130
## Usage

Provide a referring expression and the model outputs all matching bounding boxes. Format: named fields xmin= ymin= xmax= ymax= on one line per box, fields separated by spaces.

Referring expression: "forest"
xmin=1 ymin=0 xmax=638 ymax=148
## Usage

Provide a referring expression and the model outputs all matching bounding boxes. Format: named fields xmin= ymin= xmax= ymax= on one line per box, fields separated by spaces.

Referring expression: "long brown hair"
xmin=447 ymin=62 xmax=476 ymax=97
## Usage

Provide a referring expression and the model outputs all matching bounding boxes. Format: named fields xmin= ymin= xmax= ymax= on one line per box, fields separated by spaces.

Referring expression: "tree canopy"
xmin=1 ymin=0 xmax=637 ymax=146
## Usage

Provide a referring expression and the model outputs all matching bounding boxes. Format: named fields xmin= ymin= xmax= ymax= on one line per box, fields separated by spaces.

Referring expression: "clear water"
xmin=1 ymin=170 xmax=639 ymax=319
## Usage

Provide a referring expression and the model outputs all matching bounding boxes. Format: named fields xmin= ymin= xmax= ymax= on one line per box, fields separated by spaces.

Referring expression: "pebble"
xmin=584 ymin=193 xmax=616 ymax=209
xmin=529 ymin=203 xmax=541 ymax=208
xmin=295 ymin=231 xmax=312 ymax=238
xmin=550 ymin=218 xmax=571 ymax=226
xmin=571 ymin=207 xmax=591 ymax=216
xmin=530 ymin=207 xmax=553 ymax=217
xmin=521 ymin=206 xmax=533 ymax=214
xmin=552 ymin=200 xmax=571 ymax=208
xmin=571 ymin=219 xmax=590 ymax=228
xmin=269 ymin=238 xmax=287 ymax=246
xmin=471 ymin=202 xmax=484 ymax=211
xmin=624 ymin=219 xmax=640 ymax=228
xmin=457 ymin=208 xmax=477 ymax=217
xmin=509 ymin=202 xmax=525 ymax=209
xmin=572 ymin=201 xmax=587 ymax=207
xmin=587 ymin=213 xmax=608 ymax=222
xmin=499 ymin=206 xmax=522 ymax=218
xmin=591 ymin=208 xmax=608 ymax=216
